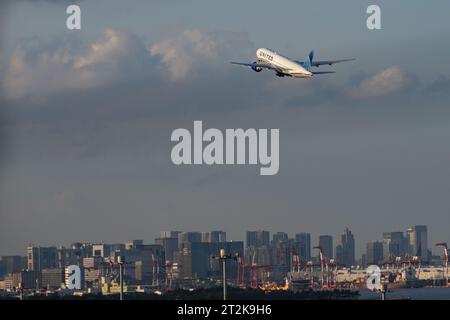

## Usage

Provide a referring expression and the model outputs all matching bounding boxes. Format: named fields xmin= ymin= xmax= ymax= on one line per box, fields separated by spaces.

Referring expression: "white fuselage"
xmin=256 ymin=48 xmax=312 ymax=78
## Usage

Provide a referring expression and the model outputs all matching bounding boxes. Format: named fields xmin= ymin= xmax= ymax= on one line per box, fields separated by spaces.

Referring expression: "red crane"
xmin=313 ymin=246 xmax=327 ymax=288
xmin=436 ymin=243 xmax=449 ymax=287
xmin=291 ymin=250 xmax=300 ymax=273
xmin=236 ymin=256 xmax=245 ymax=288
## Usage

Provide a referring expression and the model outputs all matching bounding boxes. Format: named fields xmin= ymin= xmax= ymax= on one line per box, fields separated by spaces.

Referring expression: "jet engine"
xmin=251 ymin=62 xmax=262 ymax=72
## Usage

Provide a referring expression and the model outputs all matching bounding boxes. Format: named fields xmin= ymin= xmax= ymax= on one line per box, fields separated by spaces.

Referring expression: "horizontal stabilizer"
xmin=312 ymin=71 xmax=336 ymax=75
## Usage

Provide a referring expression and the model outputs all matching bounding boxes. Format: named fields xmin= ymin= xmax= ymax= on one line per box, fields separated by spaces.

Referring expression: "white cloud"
xmin=350 ymin=66 xmax=413 ymax=99
xmin=149 ymin=29 xmax=251 ymax=81
xmin=1 ymin=28 xmax=251 ymax=100
xmin=2 ymin=29 xmax=148 ymax=100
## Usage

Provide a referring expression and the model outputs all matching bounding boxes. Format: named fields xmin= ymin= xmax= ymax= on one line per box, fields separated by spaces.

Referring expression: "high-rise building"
xmin=156 ymin=231 xmax=182 ymax=262
xmin=335 ymin=244 xmax=343 ymax=264
xmin=341 ymin=227 xmax=355 ymax=266
xmin=92 ymin=244 xmax=111 ymax=258
xmin=57 ymin=247 xmax=82 ymax=267
xmin=4 ymin=270 xmax=41 ymax=290
xmin=70 ymin=242 xmax=93 ymax=259
xmin=407 ymin=225 xmax=429 ymax=261
xmin=1 ymin=256 xmax=25 ymax=275
xmin=178 ymin=232 xmax=202 ymax=250
xmin=318 ymin=235 xmax=333 ymax=259
xmin=202 ymin=231 xmax=227 ymax=243
xmin=27 ymin=246 xmax=58 ymax=271
xmin=246 ymin=230 xmax=270 ymax=248
xmin=177 ymin=241 xmax=243 ymax=279
xmin=295 ymin=233 xmax=311 ymax=261
xmin=246 ymin=230 xmax=271 ymax=267
xmin=270 ymin=238 xmax=293 ymax=266
xmin=366 ymin=241 xmax=384 ymax=265
xmin=160 ymin=231 xmax=182 ymax=239
xmin=133 ymin=244 xmax=165 ymax=284
xmin=125 ymin=240 xmax=143 ymax=250
xmin=155 ymin=236 xmax=179 ymax=262
xmin=382 ymin=231 xmax=406 ymax=259
xmin=41 ymin=268 xmax=64 ymax=290
xmin=272 ymin=232 xmax=288 ymax=244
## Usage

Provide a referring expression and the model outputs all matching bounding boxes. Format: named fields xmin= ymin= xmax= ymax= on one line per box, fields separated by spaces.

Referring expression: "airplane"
xmin=231 ymin=48 xmax=355 ymax=78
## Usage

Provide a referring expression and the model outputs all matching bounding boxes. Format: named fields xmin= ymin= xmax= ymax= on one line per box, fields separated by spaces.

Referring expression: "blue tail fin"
xmin=308 ymin=50 xmax=314 ymax=64
xmin=303 ymin=52 xmax=314 ymax=71
xmin=303 ymin=50 xmax=314 ymax=71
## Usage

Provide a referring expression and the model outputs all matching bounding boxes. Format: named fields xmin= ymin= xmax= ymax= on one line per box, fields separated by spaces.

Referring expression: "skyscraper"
xmin=27 ymin=246 xmax=58 ymax=271
xmin=295 ymin=233 xmax=311 ymax=261
xmin=407 ymin=225 xmax=429 ymax=261
xmin=382 ymin=231 xmax=406 ymax=260
xmin=246 ymin=230 xmax=270 ymax=248
xmin=335 ymin=244 xmax=343 ymax=264
xmin=272 ymin=232 xmax=289 ymax=244
xmin=246 ymin=230 xmax=270 ymax=267
xmin=318 ymin=235 xmax=333 ymax=259
xmin=366 ymin=241 xmax=384 ymax=265
xmin=1 ymin=256 xmax=25 ymax=275
xmin=155 ymin=236 xmax=178 ymax=262
xmin=156 ymin=231 xmax=182 ymax=262
xmin=341 ymin=227 xmax=355 ymax=266
xmin=178 ymin=232 xmax=202 ymax=250
xmin=202 ymin=231 xmax=227 ymax=243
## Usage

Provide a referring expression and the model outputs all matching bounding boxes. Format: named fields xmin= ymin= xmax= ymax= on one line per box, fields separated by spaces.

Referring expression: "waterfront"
xmin=358 ymin=287 xmax=450 ymax=300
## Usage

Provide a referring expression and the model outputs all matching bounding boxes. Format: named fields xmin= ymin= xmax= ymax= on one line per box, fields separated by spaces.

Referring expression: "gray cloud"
xmin=349 ymin=66 xmax=416 ymax=99
xmin=1 ymin=29 xmax=154 ymax=100
xmin=426 ymin=75 xmax=450 ymax=94
xmin=150 ymin=29 xmax=252 ymax=81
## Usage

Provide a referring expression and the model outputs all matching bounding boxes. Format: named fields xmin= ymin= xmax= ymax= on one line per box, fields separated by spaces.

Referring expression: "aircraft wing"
xmin=295 ymin=58 xmax=355 ymax=67
xmin=230 ymin=61 xmax=289 ymax=72
xmin=311 ymin=58 xmax=355 ymax=67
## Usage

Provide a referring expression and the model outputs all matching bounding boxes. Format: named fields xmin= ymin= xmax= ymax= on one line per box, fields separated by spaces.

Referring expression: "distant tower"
xmin=319 ymin=235 xmax=333 ymax=259
xmin=341 ymin=227 xmax=355 ymax=267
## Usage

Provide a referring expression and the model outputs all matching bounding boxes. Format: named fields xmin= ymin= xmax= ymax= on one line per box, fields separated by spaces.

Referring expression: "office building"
xmin=246 ymin=230 xmax=270 ymax=248
xmin=178 ymin=232 xmax=202 ymax=250
xmin=125 ymin=240 xmax=143 ymax=250
xmin=318 ymin=235 xmax=333 ymax=259
xmin=1 ymin=256 xmax=25 ymax=276
xmin=407 ymin=225 xmax=429 ymax=261
xmin=27 ymin=246 xmax=58 ymax=271
xmin=383 ymin=231 xmax=406 ymax=259
xmin=295 ymin=233 xmax=311 ymax=261
xmin=155 ymin=236 xmax=179 ymax=262
xmin=202 ymin=231 xmax=227 ymax=243
xmin=41 ymin=268 xmax=64 ymax=290
xmin=341 ymin=227 xmax=356 ymax=266
xmin=366 ymin=241 xmax=384 ymax=265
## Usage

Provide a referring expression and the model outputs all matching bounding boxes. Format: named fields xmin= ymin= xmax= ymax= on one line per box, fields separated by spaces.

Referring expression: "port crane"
xmin=436 ymin=242 xmax=449 ymax=287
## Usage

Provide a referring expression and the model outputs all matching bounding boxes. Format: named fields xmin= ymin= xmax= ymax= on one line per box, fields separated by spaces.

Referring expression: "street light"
xmin=212 ymin=249 xmax=238 ymax=301
xmin=117 ymin=255 xmax=125 ymax=301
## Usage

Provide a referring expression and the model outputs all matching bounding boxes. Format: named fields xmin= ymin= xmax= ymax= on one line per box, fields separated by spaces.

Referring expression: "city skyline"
xmin=1 ymin=224 xmax=443 ymax=260
xmin=1 ymin=1 xmax=450 ymax=260
xmin=2 ymin=224 xmax=448 ymax=296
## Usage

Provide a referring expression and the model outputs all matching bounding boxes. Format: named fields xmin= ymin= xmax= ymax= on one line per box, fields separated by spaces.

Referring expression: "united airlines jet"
xmin=231 ymin=48 xmax=355 ymax=78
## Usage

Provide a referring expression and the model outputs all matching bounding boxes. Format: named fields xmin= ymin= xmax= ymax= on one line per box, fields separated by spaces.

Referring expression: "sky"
xmin=0 ymin=0 xmax=450 ymax=257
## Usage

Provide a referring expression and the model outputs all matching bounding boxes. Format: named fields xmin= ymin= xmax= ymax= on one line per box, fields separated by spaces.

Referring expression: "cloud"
xmin=426 ymin=75 xmax=450 ymax=94
xmin=149 ymin=29 xmax=252 ymax=81
xmin=350 ymin=66 xmax=414 ymax=99
xmin=1 ymin=29 xmax=152 ymax=100
xmin=1 ymin=28 xmax=252 ymax=101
